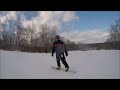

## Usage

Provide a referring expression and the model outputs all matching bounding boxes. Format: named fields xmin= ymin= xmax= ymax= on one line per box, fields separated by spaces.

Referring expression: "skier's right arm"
xmin=52 ymin=43 xmax=55 ymax=56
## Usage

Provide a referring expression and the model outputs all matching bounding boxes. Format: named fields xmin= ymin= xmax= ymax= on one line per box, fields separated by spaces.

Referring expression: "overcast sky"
xmin=0 ymin=11 xmax=119 ymax=44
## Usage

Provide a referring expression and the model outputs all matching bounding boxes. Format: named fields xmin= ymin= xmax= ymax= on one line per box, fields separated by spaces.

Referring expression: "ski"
xmin=51 ymin=66 xmax=76 ymax=73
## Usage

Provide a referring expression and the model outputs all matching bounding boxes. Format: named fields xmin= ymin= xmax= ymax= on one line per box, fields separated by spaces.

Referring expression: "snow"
xmin=0 ymin=50 xmax=120 ymax=79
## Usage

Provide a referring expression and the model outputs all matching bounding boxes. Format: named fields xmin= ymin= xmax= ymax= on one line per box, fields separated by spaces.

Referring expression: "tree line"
xmin=0 ymin=16 xmax=79 ymax=53
xmin=0 ymin=16 xmax=120 ymax=53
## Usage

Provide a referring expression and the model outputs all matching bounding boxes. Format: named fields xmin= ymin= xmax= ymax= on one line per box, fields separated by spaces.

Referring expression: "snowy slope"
xmin=0 ymin=50 xmax=120 ymax=79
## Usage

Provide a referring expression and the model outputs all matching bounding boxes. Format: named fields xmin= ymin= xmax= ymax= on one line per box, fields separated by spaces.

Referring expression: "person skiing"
xmin=51 ymin=35 xmax=69 ymax=71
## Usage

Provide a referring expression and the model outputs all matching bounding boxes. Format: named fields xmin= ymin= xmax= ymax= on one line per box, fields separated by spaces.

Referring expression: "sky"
xmin=0 ymin=11 xmax=119 ymax=44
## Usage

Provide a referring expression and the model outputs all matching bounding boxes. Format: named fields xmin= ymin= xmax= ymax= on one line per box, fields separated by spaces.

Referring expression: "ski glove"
xmin=52 ymin=54 xmax=54 ymax=57
xmin=65 ymin=53 xmax=68 ymax=57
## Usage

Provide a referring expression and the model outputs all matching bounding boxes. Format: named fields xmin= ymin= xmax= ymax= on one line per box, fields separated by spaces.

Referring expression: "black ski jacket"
xmin=52 ymin=40 xmax=68 ymax=55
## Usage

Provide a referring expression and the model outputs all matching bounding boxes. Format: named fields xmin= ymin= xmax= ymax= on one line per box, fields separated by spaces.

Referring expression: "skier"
xmin=51 ymin=35 xmax=69 ymax=71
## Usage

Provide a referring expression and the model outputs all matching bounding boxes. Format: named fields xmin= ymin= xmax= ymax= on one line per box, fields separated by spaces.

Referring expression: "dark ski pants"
xmin=56 ymin=53 xmax=69 ymax=68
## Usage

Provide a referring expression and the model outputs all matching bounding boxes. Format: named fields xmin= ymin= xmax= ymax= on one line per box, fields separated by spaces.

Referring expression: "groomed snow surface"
xmin=0 ymin=50 xmax=120 ymax=79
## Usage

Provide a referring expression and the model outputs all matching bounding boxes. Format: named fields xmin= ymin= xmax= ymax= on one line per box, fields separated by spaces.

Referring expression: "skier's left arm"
xmin=62 ymin=42 xmax=68 ymax=56
xmin=64 ymin=45 xmax=68 ymax=56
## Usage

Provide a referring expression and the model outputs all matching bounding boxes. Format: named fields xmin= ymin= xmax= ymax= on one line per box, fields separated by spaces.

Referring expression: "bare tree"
xmin=0 ymin=15 xmax=22 ymax=50
xmin=38 ymin=24 xmax=56 ymax=52
xmin=0 ymin=19 xmax=9 ymax=49
xmin=107 ymin=18 xmax=120 ymax=49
